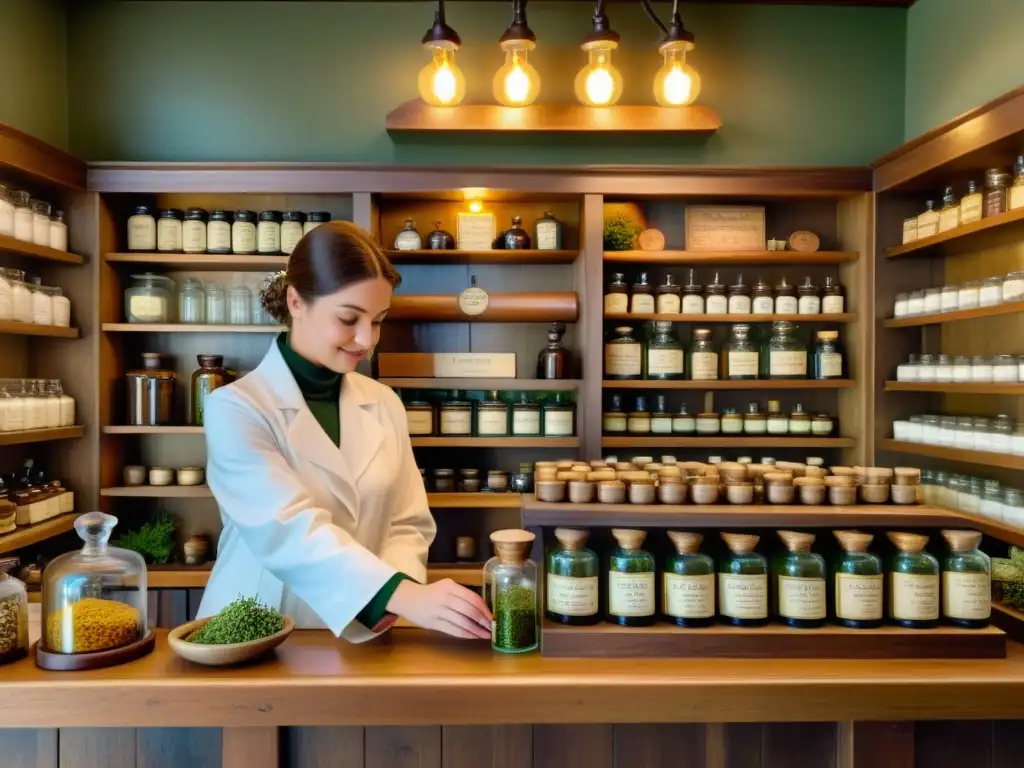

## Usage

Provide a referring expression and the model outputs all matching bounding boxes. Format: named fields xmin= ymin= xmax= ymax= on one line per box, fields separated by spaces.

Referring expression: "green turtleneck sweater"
xmin=277 ymin=334 xmax=409 ymax=631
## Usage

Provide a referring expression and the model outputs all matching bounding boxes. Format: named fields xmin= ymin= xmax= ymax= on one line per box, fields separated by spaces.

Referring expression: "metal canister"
xmin=126 ymin=352 xmax=175 ymax=425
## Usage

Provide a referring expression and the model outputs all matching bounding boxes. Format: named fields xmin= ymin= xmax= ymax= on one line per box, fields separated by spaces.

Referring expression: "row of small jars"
xmin=422 ymin=467 xmax=511 ymax=493
xmin=125 ymin=273 xmax=274 ymax=325
xmin=0 ymin=269 xmax=71 ymax=327
xmin=921 ymin=470 xmax=1024 ymax=528
xmin=0 ymin=380 xmax=75 ymax=431
xmin=0 ymin=184 xmax=68 ymax=251
xmin=893 ymin=272 xmax=1024 ymax=318
xmin=403 ymin=391 xmax=576 ymax=438
xmin=895 ymin=353 xmax=1022 ymax=383
xmin=893 ymin=414 xmax=1022 ymax=454
xmin=126 ymin=206 xmax=331 ymax=255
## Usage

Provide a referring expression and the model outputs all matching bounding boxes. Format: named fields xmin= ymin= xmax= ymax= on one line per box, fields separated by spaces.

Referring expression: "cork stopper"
xmin=554 ymin=527 xmax=590 ymax=550
xmin=941 ymin=529 xmax=982 ymax=552
xmin=777 ymin=530 xmax=815 ymax=552
xmin=834 ymin=530 xmax=873 ymax=553
xmin=886 ymin=531 xmax=929 ymax=553
xmin=667 ymin=531 xmax=703 ymax=554
xmin=611 ymin=528 xmax=647 ymax=550
xmin=720 ymin=532 xmax=759 ymax=554
xmin=489 ymin=529 xmax=536 ymax=564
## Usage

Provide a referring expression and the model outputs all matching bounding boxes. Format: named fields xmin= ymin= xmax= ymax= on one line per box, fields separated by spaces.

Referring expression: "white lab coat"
xmin=197 ymin=340 xmax=436 ymax=642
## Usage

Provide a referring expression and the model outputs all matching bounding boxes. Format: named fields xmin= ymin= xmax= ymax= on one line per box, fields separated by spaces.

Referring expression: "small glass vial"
xmin=896 ymin=354 xmax=919 ymax=382
xmin=797 ymin=277 xmax=820 ymax=315
xmin=257 ymin=211 xmax=282 ymax=254
xmin=984 ymin=168 xmax=1010 ymax=217
xmin=923 ymin=287 xmax=942 ymax=314
xmin=887 ymin=531 xmax=939 ymax=629
xmin=917 ymin=199 xmax=940 ymax=238
xmin=30 ymin=200 xmax=51 ymax=245
xmin=752 ymin=277 xmax=774 ymax=314
xmin=650 ymin=395 xmax=673 ymax=434
xmin=958 ymin=280 xmax=981 ymax=309
xmin=630 ymin=271 xmax=654 ymax=314
xmin=766 ymin=400 xmax=788 ymax=435
xmin=546 ymin=528 xmax=599 ymax=625
xmin=182 ymin=208 xmax=207 ymax=254
xmin=304 ymin=211 xmax=330 ymax=235
xmin=404 ymin=393 xmax=435 ymax=436
xmin=917 ymin=354 xmax=936 ymax=382
xmin=695 ymin=411 xmax=720 ymax=435
xmin=49 ymin=210 xmax=67 ymax=251
xmin=627 ymin=396 xmax=651 ymax=434
xmin=704 ymin=272 xmax=727 ymax=315
xmin=813 ymin=330 xmax=843 ymax=379
xmin=511 ymin=393 xmax=541 ymax=436
xmin=743 ymin=402 xmax=767 ymax=435
xmin=605 ymin=326 xmax=643 ymax=380
xmin=832 ymin=530 xmax=883 ymax=629
xmin=938 ymin=186 xmax=960 ymax=233
xmin=727 ymin=274 xmax=751 ymax=315
xmin=439 ymin=390 xmax=473 ymax=436
xmin=940 ymin=530 xmax=990 ymax=629
xmin=775 ymin=277 xmax=797 ymax=315
xmin=980 ymin=275 xmax=1004 ymax=307
xmin=207 ymin=210 xmax=232 ymax=254
xmin=773 ymin=530 xmax=826 ymax=629
xmin=893 ymin=292 xmax=909 ymax=318
xmin=604 ymin=273 xmax=629 ymax=314
xmin=157 ymin=209 xmax=183 ymax=252
xmin=821 ymin=276 xmax=844 ymax=314
xmin=935 ymin=354 xmax=953 ymax=382
xmin=645 ymin=321 xmax=684 ymax=380
xmin=902 ymin=216 xmax=918 ymax=244
xmin=1003 ymin=270 xmax=1024 ymax=303
xmin=940 ymin=284 xmax=959 ymax=313
xmin=993 ymin=354 xmax=1019 ymax=382
xmin=788 ymin=404 xmax=812 ymax=435
xmin=543 ymin=393 xmax=576 ymax=437
xmin=232 ymin=210 xmax=257 ymax=254
xmin=127 ymin=205 xmax=157 ymax=251
xmin=718 ymin=533 xmax=768 ymax=627
xmin=485 ymin=530 xmax=539 ymax=654
xmin=672 ymin=404 xmax=696 ymax=435
xmin=655 ymin=274 xmax=682 ymax=314
xmin=603 ymin=394 xmax=627 ymax=434
xmin=766 ymin=321 xmax=807 ymax=379
xmin=721 ymin=408 xmax=743 ymax=435
xmin=725 ymin=323 xmax=758 ymax=380
xmin=960 ymin=180 xmax=983 ymax=224
xmin=971 ymin=355 xmax=994 ymax=382
xmin=476 ymin=390 xmax=509 ymax=436
xmin=681 ymin=269 xmax=704 ymax=314
xmin=607 ymin=529 xmax=656 ymax=627
xmin=663 ymin=531 xmax=715 ymax=628
xmin=688 ymin=328 xmax=718 ymax=381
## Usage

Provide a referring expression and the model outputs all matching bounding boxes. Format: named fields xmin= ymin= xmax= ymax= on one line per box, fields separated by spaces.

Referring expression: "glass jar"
xmin=1004 ymin=488 xmax=1024 ymax=528
xmin=205 ymin=283 xmax=226 ymax=324
xmin=725 ymin=323 xmax=758 ymax=380
xmin=935 ymin=415 xmax=955 ymax=446
xmin=257 ymin=211 xmax=282 ymax=254
xmin=30 ymin=200 xmax=50 ymax=245
xmin=958 ymin=280 xmax=981 ymax=310
xmin=821 ymin=276 xmax=844 ymax=315
xmin=941 ymin=530 xmax=990 ymax=629
xmin=228 ymin=283 xmax=251 ymax=325
xmin=973 ymin=417 xmax=992 ymax=451
xmin=40 ymin=513 xmax=149 ymax=660
xmin=917 ymin=199 xmax=940 ymax=238
xmin=727 ymin=274 xmax=751 ymax=314
xmin=940 ymin=284 xmax=959 ymax=313
xmin=952 ymin=355 xmax=972 ymax=382
xmin=813 ymin=331 xmax=843 ymax=379
xmin=896 ymin=354 xmax=919 ymax=382
xmin=630 ymin=271 xmax=654 ymax=314
xmin=403 ymin=393 xmax=434 ymax=436
xmin=511 ymin=392 xmax=540 ymax=436
xmin=992 ymin=354 xmax=1017 ymax=382
xmin=920 ymin=414 xmax=939 ymax=443
xmin=304 ymin=211 xmax=330 ymax=235
xmin=681 ymin=269 xmax=704 ymax=314
xmin=1014 ymin=422 xmax=1024 ymax=456
xmin=971 ymin=355 xmax=994 ymax=382
xmin=663 ymin=531 xmax=715 ymax=627
xmin=772 ymin=530 xmax=826 ymax=629
xmin=177 ymin=278 xmax=206 ymax=324
xmin=907 ymin=289 xmax=926 ymax=315
xmin=766 ymin=400 xmax=788 ymax=435
xmin=440 ymin=390 xmax=473 ymax=436
xmin=935 ymin=354 xmax=953 ymax=382
xmin=0 ymin=184 xmax=12 ymax=237
xmin=432 ymin=468 xmax=455 ymax=493
xmin=1004 ymin=270 xmax=1024 ymax=303
xmin=887 ymin=531 xmax=939 ymax=629
xmin=605 ymin=326 xmax=642 ymax=380
xmin=893 ymin=292 xmax=909 ymax=318
xmin=608 ymin=529 xmax=656 ymax=627
xmin=191 ymin=354 xmax=228 ymax=425
xmin=961 ymin=180 xmax=983 ymax=224
xmin=775 ymin=277 xmax=797 ymax=315
xmin=476 ymin=390 xmax=509 ymax=436
xmin=953 ymin=416 xmax=974 ymax=449
xmin=721 ymin=408 xmax=743 ymax=435
xmin=743 ymin=402 xmax=767 ymax=434
xmin=127 ymin=205 xmax=156 ymax=251
xmin=811 ymin=414 xmax=834 ymax=436
xmin=534 ymin=211 xmax=561 ymax=250
xmin=231 ymin=210 xmax=257 ymax=254
xmin=766 ymin=321 xmax=807 ymax=379
xmin=695 ymin=411 xmax=720 ymax=434
xmin=718 ymin=533 xmax=768 ymax=627
xmin=984 ymin=168 xmax=1010 ymax=217
xmin=688 ymin=328 xmax=718 ymax=381
xmin=938 ymin=186 xmax=960 ymax=232
xmin=603 ymin=394 xmax=626 ymax=434
xmin=604 ymin=273 xmax=629 ymax=314
xmin=0 ymin=557 xmax=28 ymax=664
xmin=546 ymin=528 xmax=599 ymax=625
xmin=125 ymin=273 xmax=173 ymax=324
xmin=28 ymin=282 xmax=51 ymax=326
xmin=917 ymin=354 xmax=936 ymax=382
xmin=958 ymin=476 xmax=982 ymax=514
xmin=646 ymin=321 xmax=684 ymax=380
xmin=650 ymin=394 xmax=672 ymax=435
xmin=509 ymin=463 xmax=533 ymax=494
xmin=485 ymin=530 xmax=538 ymax=653
xmin=832 ymin=530 xmax=883 ymax=629
xmin=627 ymin=395 xmax=651 ymax=434
xmin=704 ymin=272 xmax=727 ymax=315
xmin=280 ymin=211 xmax=306 ymax=255
xmin=183 ymin=208 xmax=207 ymax=254
xmin=923 ymin=287 xmax=942 ymax=314
xmin=752 ymin=277 xmax=774 ymax=314
xmin=157 ymin=209 xmax=183 ymax=252
xmin=655 ymin=274 xmax=682 ymax=314
xmin=788 ymin=404 xmax=811 ymax=435
xmin=797 ymin=277 xmax=820 ymax=315
xmin=991 ymin=414 xmax=1014 ymax=453
xmin=47 ymin=209 xmax=66 ymax=251
xmin=207 ymin=210 xmax=232 ymax=254
xmin=672 ymin=404 xmax=696 ymax=435
xmin=980 ymin=480 xmax=1004 ymax=519
xmin=980 ymin=275 xmax=1004 ymax=307
xmin=543 ymin=393 xmax=575 ymax=437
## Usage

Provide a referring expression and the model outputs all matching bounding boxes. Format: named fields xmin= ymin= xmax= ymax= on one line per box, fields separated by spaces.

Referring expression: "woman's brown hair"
xmin=260 ymin=221 xmax=402 ymax=324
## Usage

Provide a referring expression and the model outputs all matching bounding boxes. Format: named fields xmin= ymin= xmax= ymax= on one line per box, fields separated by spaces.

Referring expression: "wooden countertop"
xmin=4 ymin=629 xmax=1024 ymax=728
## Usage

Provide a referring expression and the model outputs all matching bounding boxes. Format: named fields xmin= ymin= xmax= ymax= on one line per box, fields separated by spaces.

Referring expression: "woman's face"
xmin=288 ymin=277 xmax=394 ymax=373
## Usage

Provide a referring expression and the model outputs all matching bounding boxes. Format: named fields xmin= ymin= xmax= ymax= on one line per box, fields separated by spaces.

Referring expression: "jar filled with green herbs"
xmin=484 ymin=529 xmax=538 ymax=654
xmin=663 ymin=531 xmax=715 ymax=627
xmin=718 ymin=532 xmax=768 ymax=627
xmin=887 ymin=531 xmax=939 ymax=629
xmin=773 ymin=530 xmax=826 ymax=629
xmin=546 ymin=528 xmax=599 ymax=625
xmin=0 ymin=557 xmax=28 ymax=664
xmin=608 ymin=528 xmax=656 ymax=626
xmin=940 ymin=529 xmax=991 ymax=629
xmin=832 ymin=530 xmax=883 ymax=629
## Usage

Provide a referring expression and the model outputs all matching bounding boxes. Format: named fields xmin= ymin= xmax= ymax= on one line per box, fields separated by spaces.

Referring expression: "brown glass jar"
xmin=604 ymin=272 xmax=629 ymax=314
xmin=752 ymin=277 xmax=774 ymax=314
xmin=191 ymin=354 xmax=228 ymax=426
xmin=655 ymin=274 xmax=682 ymax=314
xmin=630 ymin=271 xmax=655 ymax=314
xmin=821 ymin=276 xmax=844 ymax=314
xmin=984 ymin=168 xmax=1010 ymax=217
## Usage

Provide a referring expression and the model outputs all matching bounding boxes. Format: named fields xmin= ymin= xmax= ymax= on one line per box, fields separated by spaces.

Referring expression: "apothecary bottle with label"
xmin=821 ymin=277 xmax=844 ymax=314
xmin=663 ymin=531 xmax=715 ymax=628
xmin=476 ymin=390 xmax=509 ymax=436
xmin=604 ymin=273 xmax=629 ymax=314
xmin=656 ymin=274 xmax=682 ymax=314
xmin=704 ymin=272 xmax=727 ymax=315
xmin=627 ymin=396 xmax=651 ymax=434
xmin=832 ymin=530 xmax=883 ymax=629
xmin=788 ymin=403 xmax=812 ymax=435
xmin=673 ymin=404 xmax=696 ymax=434
xmin=231 ymin=210 xmax=257 ymax=254
xmin=534 ymin=211 xmax=562 ymax=250
xmin=766 ymin=400 xmax=788 ymax=435
xmin=511 ymin=393 xmax=541 ymax=436
xmin=681 ymin=269 xmax=704 ymax=314
xmin=689 ymin=328 xmax=718 ymax=381
xmin=157 ymin=209 xmax=183 ymax=252
xmin=775 ymin=277 xmax=797 ymax=315
xmin=773 ymin=531 xmax=826 ymax=629
xmin=721 ymin=408 xmax=743 ymax=435
xmin=984 ymin=168 xmax=1010 ymax=217
xmin=630 ymin=272 xmax=655 ymax=314
xmin=646 ymin=321 xmax=684 ymax=380
xmin=403 ymin=392 xmax=435 ymax=436
xmin=605 ymin=326 xmax=643 ymax=380
xmin=744 ymin=402 xmax=767 ymax=434
xmin=127 ymin=205 xmax=157 ymax=251
xmin=728 ymin=275 xmax=752 ymax=315
xmin=546 ymin=528 xmax=599 ymax=625
xmin=718 ymin=533 xmax=768 ymax=627
xmin=542 ymin=393 xmax=575 ymax=437
xmin=207 ymin=210 xmax=232 ymax=254
xmin=961 ymin=180 xmax=983 ymax=224
xmin=938 ymin=186 xmax=961 ymax=233
xmin=725 ymin=323 xmax=758 ymax=380
xmin=281 ymin=211 xmax=306 ymax=255
xmin=651 ymin=395 xmax=673 ymax=434
xmin=603 ymin=394 xmax=627 ymax=434
xmin=766 ymin=321 xmax=807 ymax=379
xmin=813 ymin=331 xmax=844 ymax=379
xmin=439 ymin=390 xmax=473 ymax=436
xmin=607 ymin=529 xmax=656 ymax=627
xmin=917 ymin=199 xmax=940 ymax=237
xmin=887 ymin=531 xmax=939 ymax=629
xmin=304 ymin=211 xmax=331 ymax=235
xmin=940 ymin=529 xmax=990 ymax=629
xmin=797 ymin=277 xmax=821 ymax=315
xmin=182 ymin=209 xmax=207 ymax=254
xmin=752 ymin=277 xmax=774 ymax=314
xmin=257 ymin=211 xmax=282 ymax=254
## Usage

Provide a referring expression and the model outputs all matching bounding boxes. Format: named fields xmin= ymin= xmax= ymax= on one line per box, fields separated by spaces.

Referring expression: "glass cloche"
xmin=0 ymin=556 xmax=28 ymax=664
xmin=38 ymin=512 xmax=151 ymax=667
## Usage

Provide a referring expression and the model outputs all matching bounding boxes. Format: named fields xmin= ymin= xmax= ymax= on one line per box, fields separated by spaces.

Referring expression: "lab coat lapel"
xmin=339 ymin=374 xmax=384 ymax=485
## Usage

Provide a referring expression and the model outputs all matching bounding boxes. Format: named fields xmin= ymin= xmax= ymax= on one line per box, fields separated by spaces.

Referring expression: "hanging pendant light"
xmin=644 ymin=0 xmax=702 ymax=107
xmin=417 ymin=0 xmax=466 ymax=107
xmin=573 ymin=1 xmax=623 ymax=107
xmin=493 ymin=0 xmax=541 ymax=107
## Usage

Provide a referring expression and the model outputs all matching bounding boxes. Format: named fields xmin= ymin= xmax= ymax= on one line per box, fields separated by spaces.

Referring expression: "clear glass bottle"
xmin=177 ymin=278 xmax=206 ymax=324
xmin=935 ymin=354 xmax=953 ymax=382
xmin=476 ymin=390 xmax=509 ymax=436
xmin=157 ymin=208 xmax=183 ymax=252
xmin=681 ymin=269 xmax=704 ymax=314
xmin=655 ymin=274 xmax=682 ymax=314
xmin=542 ymin=392 xmax=575 ymax=437
xmin=11 ymin=191 xmax=34 ymax=243
xmin=1004 ymin=488 xmax=1024 ymax=528
xmin=228 ymin=283 xmax=251 ymax=325
xmin=607 ymin=529 xmax=656 ymax=627
xmin=663 ymin=531 xmax=715 ymax=628
xmin=630 ymin=271 xmax=655 ymax=314
xmin=941 ymin=530 xmax=991 ymax=629
xmin=485 ymin=529 xmax=538 ymax=654
xmin=797 ymin=277 xmax=820 ymax=315
xmin=984 ymin=168 xmax=1010 ymax=217
xmin=510 ymin=392 xmax=540 ymax=436
xmin=725 ymin=323 xmax=758 ymax=380
xmin=773 ymin=530 xmax=826 ymax=629
xmin=938 ymin=186 xmax=960 ymax=233
xmin=813 ymin=330 xmax=843 ymax=379
xmin=603 ymin=394 xmax=627 ymax=434
xmin=440 ymin=390 xmax=474 ymax=436
xmin=205 ymin=283 xmax=226 ymax=325
xmin=627 ymin=395 xmax=651 ymax=434
xmin=718 ymin=533 xmax=768 ymax=627
xmin=775 ymin=278 xmax=797 ymax=315
xmin=49 ymin=209 xmax=67 ymax=251
xmin=821 ymin=276 xmax=844 ymax=315
xmin=940 ymin=284 xmax=959 ymax=313
xmin=125 ymin=273 xmax=173 ymax=324
xmin=832 ymin=530 xmax=883 ymax=629
xmin=980 ymin=480 xmax=1004 ymax=520
xmin=0 ymin=556 xmax=28 ymax=664
xmin=960 ymin=180 xmax=983 ymax=224
xmin=645 ymin=321 xmax=684 ymax=380
xmin=752 ymin=277 xmax=774 ymax=314
xmin=546 ymin=528 xmax=599 ymax=625
xmin=980 ymin=275 xmax=1004 ymax=307
xmin=766 ymin=399 xmax=788 ymax=435
xmin=728 ymin=274 xmax=752 ymax=315
xmin=766 ymin=321 xmax=807 ymax=379
xmin=605 ymin=326 xmax=643 ymax=380
xmin=917 ymin=199 xmax=940 ymax=238
xmin=30 ymin=199 xmax=50 ymax=245
xmin=887 ymin=531 xmax=939 ymax=629
xmin=688 ymin=328 xmax=718 ymax=381
xmin=991 ymin=414 xmax=1014 ymax=453
xmin=743 ymin=402 xmax=767 ymax=434
xmin=604 ymin=272 xmax=629 ymax=314
xmin=704 ymin=272 xmax=727 ymax=315
xmin=672 ymin=404 xmax=696 ymax=435
xmin=650 ymin=395 xmax=672 ymax=435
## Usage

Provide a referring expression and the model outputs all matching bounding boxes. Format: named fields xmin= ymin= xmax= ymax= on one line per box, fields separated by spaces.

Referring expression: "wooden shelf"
xmin=879 ymin=439 xmax=1024 ymax=471
xmin=102 ymin=323 xmax=283 ymax=333
xmin=380 ymin=378 xmax=579 ymax=391
xmin=604 ymin=250 xmax=858 ymax=265
xmin=884 ymin=207 xmax=1024 ymax=259
xmin=885 ymin=381 xmax=1024 ymax=395
xmin=427 ymin=563 xmax=483 ymax=587
xmin=884 ymin=301 xmax=1024 ymax=328
xmin=101 ymin=485 xmax=213 ymax=498
xmin=604 ymin=379 xmax=855 ymax=390
xmin=601 ymin=436 xmax=854 ymax=449
xmin=0 ymin=426 xmax=84 ymax=446
xmin=411 ymin=437 xmax=579 ymax=448
xmin=105 ymin=253 xmax=288 ymax=270
xmin=389 ymin=293 xmax=577 ymax=323
xmin=0 ymin=321 xmax=79 ymax=338
xmin=427 ymin=493 xmax=521 ymax=509
xmin=385 ymin=249 xmax=578 ymax=265
xmin=0 ymin=234 xmax=84 ymax=265
xmin=102 ymin=426 xmax=204 ymax=435
xmin=606 ymin=313 xmax=854 ymax=324
xmin=148 ymin=564 xmax=214 ymax=589
xmin=0 ymin=122 xmax=87 ymax=190
xmin=0 ymin=513 xmax=80 ymax=554
xmin=992 ymin=603 xmax=1024 ymax=644
xmin=385 ymin=101 xmax=722 ymax=136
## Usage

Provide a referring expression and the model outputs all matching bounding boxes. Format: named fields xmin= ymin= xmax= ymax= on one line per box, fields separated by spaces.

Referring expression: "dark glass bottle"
xmin=832 ymin=530 xmax=883 ymax=629
xmin=191 ymin=354 xmax=228 ymax=426
xmin=773 ymin=530 xmax=826 ymax=629
xmin=940 ymin=529 xmax=991 ymax=629
xmin=546 ymin=527 xmax=600 ymax=625
xmin=663 ymin=531 xmax=715 ymax=627
xmin=887 ymin=531 xmax=939 ymax=629
xmin=630 ymin=271 xmax=655 ymax=314
xmin=608 ymin=528 xmax=656 ymax=627
xmin=627 ymin=395 xmax=651 ymax=434
xmin=718 ymin=533 xmax=768 ymax=627
xmin=504 ymin=216 xmax=531 ymax=249
xmin=427 ymin=221 xmax=456 ymax=250
xmin=537 ymin=322 xmax=569 ymax=379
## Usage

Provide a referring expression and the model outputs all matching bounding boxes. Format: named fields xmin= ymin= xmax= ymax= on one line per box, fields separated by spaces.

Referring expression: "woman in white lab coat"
xmin=199 ymin=221 xmax=491 ymax=642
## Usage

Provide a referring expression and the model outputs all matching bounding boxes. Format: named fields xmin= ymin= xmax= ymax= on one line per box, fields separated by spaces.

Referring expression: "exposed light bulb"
xmin=493 ymin=40 xmax=540 ymax=107
xmin=574 ymin=43 xmax=622 ymax=107
xmin=468 ymin=200 xmax=483 ymax=213
xmin=505 ymin=61 xmax=531 ymax=104
xmin=654 ymin=45 xmax=701 ymax=107
xmin=418 ymin=46 xmax=466 ymax=107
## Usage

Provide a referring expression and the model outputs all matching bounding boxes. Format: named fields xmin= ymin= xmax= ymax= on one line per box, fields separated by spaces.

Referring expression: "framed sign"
xmin=685 ymin=205 xmax=766 ymax=251
xmin=457 ymin=212 xmax=497 ymax=250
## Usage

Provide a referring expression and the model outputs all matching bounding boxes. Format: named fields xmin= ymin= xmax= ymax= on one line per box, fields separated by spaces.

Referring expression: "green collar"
xmin=276 ymin=333 xmax=341 ymax=402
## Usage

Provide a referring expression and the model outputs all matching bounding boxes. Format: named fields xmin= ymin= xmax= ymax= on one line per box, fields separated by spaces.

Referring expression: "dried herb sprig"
xmin=188 ymin=596 xmax=284 ymax=645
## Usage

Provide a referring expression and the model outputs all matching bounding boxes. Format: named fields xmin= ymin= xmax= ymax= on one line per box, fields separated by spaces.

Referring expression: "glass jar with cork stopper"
xmin=773 ymin=530 xmax=826 ymax=629
xmin=832 ymin=530 xmax=883 ymax=629
xmin=0 ymin=556 xmax=28 ymax=664
xmin=940 ymin=529 xmax=991 ymax=629
xmin=718 ymin=533 xmax=768 ymax=627
xmin=484 ymin=529 xmax=539 ymax=654
xmin=887 ymin=531 xmax=939 ymax=629
xmin=607 ymin=528 xmax=656 ymax=627
xmin=546 ymin=528 xmax=599 ymax=625
xmin=663 ymin=531 xmax=715 ymax=628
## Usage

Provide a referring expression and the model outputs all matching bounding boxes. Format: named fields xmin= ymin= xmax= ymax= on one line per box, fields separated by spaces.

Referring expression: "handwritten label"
xmin=685 ymin=205 xmax=766 ymax=251
xmin=664 ymin=573 xmax=715 ymax=619
xmin=609 ymin=571 xmax=655 ymax=617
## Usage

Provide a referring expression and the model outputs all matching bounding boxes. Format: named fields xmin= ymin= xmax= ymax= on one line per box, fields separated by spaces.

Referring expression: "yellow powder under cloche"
xmin=46 ymin=597 xmax=142 ymax=653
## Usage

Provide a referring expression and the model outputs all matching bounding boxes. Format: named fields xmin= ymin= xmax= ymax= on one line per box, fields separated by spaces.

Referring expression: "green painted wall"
xmin=65 ymin=0 xmax=906 ymax=165
xmin=0 ymin=0 xmax=68 ymax=149
xmin=905 ymin=0 xmax=1024 ymax=140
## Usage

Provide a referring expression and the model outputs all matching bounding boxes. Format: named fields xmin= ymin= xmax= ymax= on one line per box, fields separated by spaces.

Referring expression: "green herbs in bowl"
xmin=168 ymin=597 xmax=294 ymax=666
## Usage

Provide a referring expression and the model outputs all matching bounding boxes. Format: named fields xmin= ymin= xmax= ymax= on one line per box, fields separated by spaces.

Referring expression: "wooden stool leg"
xmin=222 ymin=726 xmax=280 ymax=768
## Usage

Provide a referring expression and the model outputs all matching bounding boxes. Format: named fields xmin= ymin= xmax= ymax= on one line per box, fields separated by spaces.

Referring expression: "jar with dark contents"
xmin=433 ymin=468 xmax=455 ymax=492
xmin=190 ymin=354 xmax=228 ymax=426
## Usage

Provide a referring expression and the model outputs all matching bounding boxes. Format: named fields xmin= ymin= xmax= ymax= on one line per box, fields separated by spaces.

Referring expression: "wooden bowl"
xmin=168 ymin=615 xmax=295 ymax=666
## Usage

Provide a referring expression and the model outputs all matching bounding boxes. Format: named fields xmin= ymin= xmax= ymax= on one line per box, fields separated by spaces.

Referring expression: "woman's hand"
xmin=387 ymin=579 xmax=492 ymax=640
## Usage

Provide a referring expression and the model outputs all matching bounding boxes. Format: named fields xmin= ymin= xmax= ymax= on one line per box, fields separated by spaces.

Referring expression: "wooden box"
xmin=377 ymin=352 xmax=517 ymax=378
xmin=685 ymin=205 xmax=766 ymax=251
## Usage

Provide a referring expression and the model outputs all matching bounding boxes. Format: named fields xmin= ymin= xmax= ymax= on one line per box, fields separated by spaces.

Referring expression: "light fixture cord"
xmin=641 ymin=0 xmax=668 ymax=37
xmin=437 ymin=0 xmax=446 ymax=22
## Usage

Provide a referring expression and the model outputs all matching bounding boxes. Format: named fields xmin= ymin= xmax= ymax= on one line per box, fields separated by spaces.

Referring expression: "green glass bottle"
xmin=718 ymin=532 xmax=768 ymax=627
xmin=832 ymin=530 xmax=884 ymax=629
xmin=887 ymin=531 xmax=939 ymax=629
xmin=608 ymin=528 xmax=656 ymax=627
xmin=546 ymin=527 xmax=599 ymax=626
xmin=940 ymin=529 xmax=991 ymax=629
xmin=663 ymin=531 xmax=715 ymax=627
xmin=773 ymin=530 xmax=826 ymax=629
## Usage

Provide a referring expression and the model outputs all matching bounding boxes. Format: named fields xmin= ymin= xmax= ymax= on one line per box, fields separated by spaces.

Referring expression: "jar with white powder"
xmin=0 ymin=184 xmax=13 ymax=237
xmin=11 ymin=191 xmax=33 ymax=242
xmin=31 ymin=200 xmax=51 ymax=245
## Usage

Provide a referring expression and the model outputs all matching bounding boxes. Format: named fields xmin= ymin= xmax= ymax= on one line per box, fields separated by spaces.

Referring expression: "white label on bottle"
xmin=544 ymin=410 xmax=574 ymax=436
xmin=258 ymin=221 xmax=281 ymax=253
xmin=477 ymin=410 xmax=508 ymax=435
xmin=0 ymin=285 xmax=11 ymax=321
xmin=1003 ymin=278 xmax=1024 ymax=302
xmin=609 ymin=571 xmax=655 ymax=617
xmin=604 ymin=293 xmax=628 ymax=314
xmin=775 ymin=296 xmax=798 ymax=315
xmin=631 ymin=294 xmax=655 ymax=314
xmin=1011 ymin=185 xmax=1024 ymax=211
xmin=439 ymin=410 xmax=471 ymax=435
xmin=664 ymin=573 xmax=715 ymax=619
xmin=728 ymin=295 xmax=751 ymax=314
xmin=902 ymin=218 xmax=918 ymax=243
xmin=129 ymin=295 xmax=167 ymax=322
xmin=718 ymin=573 xmax=767 ymax=620
xmin=627 ymin=415 xmax=651 ymax=433
xmin=672 ymin=416 xmax=695 ymax=433
xmin=961 ymin=196 xmax=983 ymax=223
xmin=819 ymin=352 xmax=843 ymax=377
xmin=182 ymin=220 xmax=206 ymax=253
xmin=690 ymin=352 xmax=718 ymax=380
xmin=727 ymin=351 xmax=758 ymax=378
xmin=891 ymin=572 xmax=939 ymax=621
xmin=752 ymin=296 xmax=774 ymax=314
xmin=682 ymin=295 xmax=704 ymax=314
xmin=798 ymin=295 xmax=821 ymax=315
xmin=822 ymin=295 xmax=844 ymax=314
xmin=232 ymin=222 xmax=256 ymax=252
xmin=157 ymin=219 xmax=182 ymax=251
xmin=835 ymin=573 xmax=883 ymax=621
xmin=917 ymin=213 xmax=939 ymax=238
xmin=706 ymin=295 xmax=727 ymax=315
xmin=512 ymin=410 xmax=540 ymax=435
xmin=770 ymin=351 xmax=807 ymax=377
xmin=605 ymin=343 xmax=642 ymax=376
xmin=548 ymin=575 xmax=598 ymax=616
xmin=128 ymin=217 xmax=156 ymax=250
xmin=651 ymin=416 xmax=673 ymax=434
xmin=604 ymin=414 xmax=627 ymax=432
xmin=0 ymin=200 xmax=13 ymax=236
xmin=281 ymin=222 xmax=304 ymax=254
xmin=942 ymin=572 xmax=991 ymax=620
xmin=778 ymin=576 xmax=826 ymax=620
xmin=536 ymin=221 xmax=559 ymax=250
xmin=938 ymin=207 xmax=960 ymax=233
xmin=656 ymin=294 xmax=681 ymax=314
xmin=647 ymin=349 xmax=684 ymax=377
xmin=405 ymin=410 xmax=433 ymax=435
xmin=208 ymin=221 xmax=231 ymax=250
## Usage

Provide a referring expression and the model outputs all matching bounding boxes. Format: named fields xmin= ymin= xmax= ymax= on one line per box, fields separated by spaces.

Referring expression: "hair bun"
xmin=260 ymin=272 xmax=290 ymax=324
